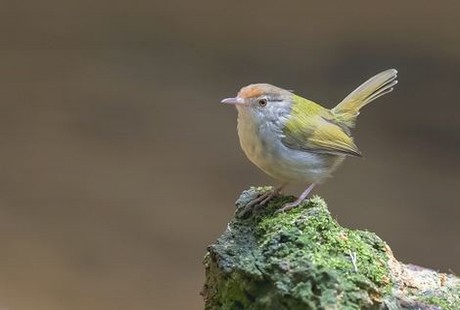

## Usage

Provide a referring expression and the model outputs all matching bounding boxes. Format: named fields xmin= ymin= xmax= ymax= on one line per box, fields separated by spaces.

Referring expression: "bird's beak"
xmin=221 ymin=97 xmax=245 ymax=105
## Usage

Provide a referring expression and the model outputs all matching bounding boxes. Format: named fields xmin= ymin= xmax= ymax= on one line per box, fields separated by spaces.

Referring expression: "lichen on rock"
xmin=202 ymin=187 xmax=460 ymax=310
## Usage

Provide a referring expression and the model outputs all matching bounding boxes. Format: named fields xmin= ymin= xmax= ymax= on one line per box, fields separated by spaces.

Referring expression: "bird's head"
xmin=221 ymin=84 xmax=293 ymax=124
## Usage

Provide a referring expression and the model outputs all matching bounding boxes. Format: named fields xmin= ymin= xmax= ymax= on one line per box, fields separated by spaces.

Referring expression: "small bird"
xmin=221 ymin=69 xmax=398 ymax=212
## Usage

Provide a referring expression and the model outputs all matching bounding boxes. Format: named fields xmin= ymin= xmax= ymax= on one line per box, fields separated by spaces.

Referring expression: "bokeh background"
xmin=0 ymin=1 xmax=459 ymax=309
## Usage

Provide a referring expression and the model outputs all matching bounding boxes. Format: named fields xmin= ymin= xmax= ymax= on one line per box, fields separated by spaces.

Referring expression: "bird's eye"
xmin=258 ymin=98 xmax=268 ymax=107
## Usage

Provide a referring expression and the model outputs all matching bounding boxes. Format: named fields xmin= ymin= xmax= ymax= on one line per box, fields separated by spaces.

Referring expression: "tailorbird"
xmin=221 ymin=69 xmax=398 ymax=212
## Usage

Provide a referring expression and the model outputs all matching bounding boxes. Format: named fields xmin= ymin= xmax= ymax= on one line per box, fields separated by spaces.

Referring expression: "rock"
xmin=202 ymin=187 xmax=460 ymax=310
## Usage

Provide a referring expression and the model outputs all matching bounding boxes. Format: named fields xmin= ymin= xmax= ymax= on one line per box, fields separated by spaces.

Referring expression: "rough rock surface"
xmin=202 ymin=187 xmax=460 ymax=310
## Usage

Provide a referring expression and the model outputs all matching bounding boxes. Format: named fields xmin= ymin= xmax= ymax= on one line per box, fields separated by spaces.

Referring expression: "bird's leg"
xmin=277 ymin=183 xmax=316 ymax=213
xmin=258 ymin=183 xmax=287 ymax=206
xmin=244 ymin=183 xmax=287 ymax=210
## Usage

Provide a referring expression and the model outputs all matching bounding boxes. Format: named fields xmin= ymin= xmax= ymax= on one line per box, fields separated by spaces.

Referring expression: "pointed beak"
xmin=221 ymin=97 xmax=245 ymax=105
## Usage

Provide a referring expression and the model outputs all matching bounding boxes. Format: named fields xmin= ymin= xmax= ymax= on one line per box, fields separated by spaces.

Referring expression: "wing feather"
xmin=282 ymin=116 xmax=362 ymax=157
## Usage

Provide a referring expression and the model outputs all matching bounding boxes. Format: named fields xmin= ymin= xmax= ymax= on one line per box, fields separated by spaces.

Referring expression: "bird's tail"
xmin=332 ymin=69 xmax=398 ymax=128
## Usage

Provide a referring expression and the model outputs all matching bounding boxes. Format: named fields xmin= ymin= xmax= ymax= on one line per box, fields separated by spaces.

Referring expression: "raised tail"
xmin=332 ymin=69 xmax=398 ymax=127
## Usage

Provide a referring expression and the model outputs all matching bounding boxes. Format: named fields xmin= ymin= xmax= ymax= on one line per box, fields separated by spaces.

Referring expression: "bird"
xmin=221 ymin=69 xmax=398 ymax=213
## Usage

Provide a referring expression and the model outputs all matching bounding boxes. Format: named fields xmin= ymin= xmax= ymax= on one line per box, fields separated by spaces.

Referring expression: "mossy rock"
xmin=202 ymin=187 xmax=460 ymax=310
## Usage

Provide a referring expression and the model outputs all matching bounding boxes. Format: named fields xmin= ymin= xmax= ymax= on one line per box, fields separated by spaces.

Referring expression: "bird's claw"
xmin=275 ymin=183 xmax=315 ymax=213
xmin=275 ymin=201 xmax=300 ymax=214
xmin=238 ymin=188 xmax=282 ymax=216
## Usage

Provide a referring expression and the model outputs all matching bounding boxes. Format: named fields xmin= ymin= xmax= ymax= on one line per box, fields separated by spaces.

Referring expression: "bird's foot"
xmin=275 ymin=183 xmax=316 ymax=214
xmin=276 ymin=198 xmax=303 ymax=213
xmin=239 ymin=185 xmax=285 ymax=217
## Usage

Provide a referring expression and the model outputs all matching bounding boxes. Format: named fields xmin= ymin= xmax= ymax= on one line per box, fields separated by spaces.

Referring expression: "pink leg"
xmin=277 ymin=183 xmax=315 ymax=213
xmin=244 ymin=183 xmax=287 ymax=210
xmin=259 ymin=183 xmax=287 ymax=206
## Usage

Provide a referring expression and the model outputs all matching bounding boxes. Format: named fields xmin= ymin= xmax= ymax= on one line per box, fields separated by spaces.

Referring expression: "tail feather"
xmin=332 ymin=69 xmax=398 ymax=127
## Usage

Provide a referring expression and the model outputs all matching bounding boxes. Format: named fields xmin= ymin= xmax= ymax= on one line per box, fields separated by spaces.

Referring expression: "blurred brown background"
xmin=0 ymin=1 xmax=459 ymax=309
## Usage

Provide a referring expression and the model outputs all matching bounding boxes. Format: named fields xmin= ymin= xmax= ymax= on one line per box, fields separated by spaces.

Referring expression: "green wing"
xmin=282 ymin=96 xmax=362 ymax=157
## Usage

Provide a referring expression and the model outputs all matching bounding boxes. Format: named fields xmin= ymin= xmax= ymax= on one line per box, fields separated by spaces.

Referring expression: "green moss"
xmin=417 ymin=284 xmax=460 ymax=310
xmin=254 ymin=195 xmax=391 ymax=308
xmin=203 ymin=187 xmax=460 ymax=309
xmin=203 ymin=188 xmax=394 ymax=309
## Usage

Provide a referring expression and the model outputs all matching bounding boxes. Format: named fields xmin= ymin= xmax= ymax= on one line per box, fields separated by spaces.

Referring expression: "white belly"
xmin=237 ymin=112 xmax=344 ymax=184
